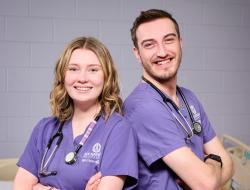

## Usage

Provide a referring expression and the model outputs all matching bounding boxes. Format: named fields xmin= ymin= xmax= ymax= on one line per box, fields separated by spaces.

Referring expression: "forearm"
xmin=13 ymin=167 xmax=38 ymax=190
xmin=204 ymin=159 xmax=222 ymax=189
xmin=96 ymin=176 xmax=125 ymax=190
xmin=220 ymin=156 xmax=234 ymax=186
xmin=33 ymin=183 xmax=59 ymax=190
xmin=163 ymin=147 xmax=224 ymax=190
xmin=203 ymin=136 xmax=234 ymax=187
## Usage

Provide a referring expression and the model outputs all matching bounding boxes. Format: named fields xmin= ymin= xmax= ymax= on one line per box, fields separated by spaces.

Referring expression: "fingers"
xmin=89 ymin=178 xmax=101 ymax=190
xmin=85 ymin=172 xmax=102 ymax=190
xmin=88 ymin=172 xmax=102 ymax=184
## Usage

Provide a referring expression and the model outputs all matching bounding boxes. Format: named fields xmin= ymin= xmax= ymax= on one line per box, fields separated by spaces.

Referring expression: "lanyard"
xmin=65 ymin=115 xmax=101 ymax=164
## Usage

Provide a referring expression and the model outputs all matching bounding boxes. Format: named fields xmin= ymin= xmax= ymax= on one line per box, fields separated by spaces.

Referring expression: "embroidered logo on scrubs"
xmin=82 ymin=143 xmax=102 ymax=164
xmin=92 ymin=143 xmax=101 ymax=153
xmin=190 ymin=105 xmax=201 ymax=123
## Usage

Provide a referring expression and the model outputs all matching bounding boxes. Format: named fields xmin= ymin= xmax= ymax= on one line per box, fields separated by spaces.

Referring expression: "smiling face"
xmin=64 ymin=48 xmax=104 ymax=108
xmin=134 ymin=18 xmax=182 ymax=84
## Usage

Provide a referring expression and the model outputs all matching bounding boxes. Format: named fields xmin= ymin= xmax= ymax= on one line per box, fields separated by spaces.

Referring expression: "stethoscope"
xmin=142 ymin=76 xmax=202 ymax=140
xmin=39 ymin=115 xmax=100 ymax=177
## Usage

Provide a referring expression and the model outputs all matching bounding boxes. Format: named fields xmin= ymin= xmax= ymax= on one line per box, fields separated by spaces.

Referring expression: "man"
xmin=123 ymin=9 xmax=234 ymax=190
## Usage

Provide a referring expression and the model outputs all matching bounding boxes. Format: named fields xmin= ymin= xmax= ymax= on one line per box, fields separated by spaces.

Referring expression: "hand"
xmin=85 ymin=172 xmax=102 ymax=190
xmin=32 ymin=183 xmax=49 ymax=190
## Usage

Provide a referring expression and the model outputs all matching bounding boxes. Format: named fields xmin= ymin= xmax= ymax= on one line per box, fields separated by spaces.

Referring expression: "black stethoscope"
xmin=142 ymin=76 xmax=202 ymax=140
xmin=39 ymin=115 xmax=100 ymax=177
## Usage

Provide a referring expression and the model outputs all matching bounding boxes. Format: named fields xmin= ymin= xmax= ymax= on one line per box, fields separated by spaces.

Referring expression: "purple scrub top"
xmin=17 ymin=112 xmax=138 ymax=190
xmin=124 ymin=82 xmax=216 ymax=190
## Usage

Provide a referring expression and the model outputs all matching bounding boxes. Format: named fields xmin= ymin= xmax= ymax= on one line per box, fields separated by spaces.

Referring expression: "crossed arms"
xmin=163 ymin=136 xmax=234 ymax=190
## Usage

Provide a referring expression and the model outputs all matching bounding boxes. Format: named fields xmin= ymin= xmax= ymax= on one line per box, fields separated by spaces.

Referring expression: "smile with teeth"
xmin=75 ymin=86 xmax=92 ymax=92
xmin=155 ymin=58 xmax=173 ymax=65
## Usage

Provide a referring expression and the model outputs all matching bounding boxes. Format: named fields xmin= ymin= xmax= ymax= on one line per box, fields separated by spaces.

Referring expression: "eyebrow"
xmin=164 ymin=33 xmax=177 ymax=38
xmin=140 ymin=33 xmax=177 ymax=46
xmin=68 ymin=63 xmax=102 ymax=67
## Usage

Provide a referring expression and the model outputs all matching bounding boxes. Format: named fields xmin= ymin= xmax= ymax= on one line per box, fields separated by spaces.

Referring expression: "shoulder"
xmin=102 ymin=112 xmax=136 ymax=136
xmin=179 ymin=86 xmax=199 ymax=102
xmin=125 ymin=83 xmax=159 ymax=105
xmin=179 ymin=86 xmax=195 ymax=97
xmin=31 ymin=116 xmax=59 ymax=136
xmin=178 ymin=86 xmax=206 ymax=114
xmin=34 ymin=116 xmax=58 ymax=129
xmin=124 ymin=82 xmax=166 ymax=117
xmin=105 ymin=112 xmax=129 ymax=129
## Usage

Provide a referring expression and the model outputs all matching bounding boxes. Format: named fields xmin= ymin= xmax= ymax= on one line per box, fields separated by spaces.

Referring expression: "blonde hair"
xmin=50 ymin=36 xmax=122 ymax=122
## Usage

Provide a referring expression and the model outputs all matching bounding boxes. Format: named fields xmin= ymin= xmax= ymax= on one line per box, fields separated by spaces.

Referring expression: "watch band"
xmin=204 ymin=154 xmax=223 ymax=168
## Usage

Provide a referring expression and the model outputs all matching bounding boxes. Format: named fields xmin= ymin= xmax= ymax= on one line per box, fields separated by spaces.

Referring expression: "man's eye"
xmin=143 ymin=43 xmax=154 ymax=49
xmin=165 ymin=38 xmax=175 ymax=44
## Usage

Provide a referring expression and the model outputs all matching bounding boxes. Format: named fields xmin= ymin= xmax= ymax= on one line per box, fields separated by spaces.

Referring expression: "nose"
xmin=78 ymin=70 xmax=88 ymax=83
xmin=156 ymin=44 xmax=167 ymax=58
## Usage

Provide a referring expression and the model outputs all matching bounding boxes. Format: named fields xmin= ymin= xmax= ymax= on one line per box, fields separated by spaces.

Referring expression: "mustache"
xmin=152 ymin=57 xmax=174 ymax=62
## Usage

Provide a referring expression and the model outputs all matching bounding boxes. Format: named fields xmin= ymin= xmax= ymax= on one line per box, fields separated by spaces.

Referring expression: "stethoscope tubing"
xmin=40 ymin=122 xmax=64 ymax=175
xmin=142 ymin=76 xmax=200 ymax=139
xmin=40 ymin=115 xmax=101 ymax=177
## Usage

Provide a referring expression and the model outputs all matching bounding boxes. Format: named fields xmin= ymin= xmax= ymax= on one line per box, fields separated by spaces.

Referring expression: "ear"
xmin=133 ymin=47 xmax=142 ymax=63
xmin=179 ymin=37 xmax=183 ymax=49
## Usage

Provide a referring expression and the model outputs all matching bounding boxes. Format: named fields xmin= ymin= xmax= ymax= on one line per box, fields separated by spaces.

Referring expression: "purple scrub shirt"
xmin=124 ymin=82 xmax=216 ymax=190
xmin=18 ymin=112 xmax=138 ymax=190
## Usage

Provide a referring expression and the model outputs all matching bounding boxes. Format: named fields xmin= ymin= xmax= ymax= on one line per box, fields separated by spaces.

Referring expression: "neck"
xmin=74 ymin=102 xmax=100 ymax=120
xmin=72 ymin=102 xmax=101 ymax=138
xmin=143 ymin=74 xmax=179 ymax=106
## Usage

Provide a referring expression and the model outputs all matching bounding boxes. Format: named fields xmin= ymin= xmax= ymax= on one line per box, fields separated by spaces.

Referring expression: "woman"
xmin=13 ymin=37 xmax=138 ymax=190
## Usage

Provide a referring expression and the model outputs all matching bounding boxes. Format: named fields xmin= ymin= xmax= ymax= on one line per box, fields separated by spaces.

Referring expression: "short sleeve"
xmin=125 ymin=100 xmax=186 ymax=166
xmin=17 ymin=119 xmax=45 ymax=178
xmin=182 ymin=88 xmax=216 ymax=144
xmin=198 ymin=102 xmax=216 ymax=143
xmin=99 ymin=119 xmax=138 ymax=189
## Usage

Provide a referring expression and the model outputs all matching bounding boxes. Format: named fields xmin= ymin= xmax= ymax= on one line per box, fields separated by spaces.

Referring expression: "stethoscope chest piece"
xmin=192 ymin=122 xmax=202 ymax=135
xmin=142 ymin=76 xmax=203 ymax=140
xmin=65 ymin=152 xmax=77 ymax=165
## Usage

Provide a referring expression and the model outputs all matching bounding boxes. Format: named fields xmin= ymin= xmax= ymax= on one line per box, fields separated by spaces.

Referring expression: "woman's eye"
xmin=68 ymin=67 xmax=78 ymax=71
xmin=89 ymin=68 xmax=99 ymax=72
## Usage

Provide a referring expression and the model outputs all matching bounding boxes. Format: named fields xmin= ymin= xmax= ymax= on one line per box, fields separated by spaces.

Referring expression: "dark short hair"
xmin=130 ymin=9 xmax=180 ymax=48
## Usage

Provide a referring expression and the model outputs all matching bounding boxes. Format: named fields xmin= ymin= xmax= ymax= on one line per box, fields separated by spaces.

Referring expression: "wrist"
xmin=204 ymin=154 xmax=223 ymax=168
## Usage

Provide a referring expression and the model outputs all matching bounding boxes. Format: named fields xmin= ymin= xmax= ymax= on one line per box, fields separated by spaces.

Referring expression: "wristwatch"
xmin=204 ymin=154 xmax=223 ymax=168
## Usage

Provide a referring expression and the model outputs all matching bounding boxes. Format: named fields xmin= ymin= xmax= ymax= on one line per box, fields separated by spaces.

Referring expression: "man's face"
xmin=134 ymin=18 xmax=182 ymax=83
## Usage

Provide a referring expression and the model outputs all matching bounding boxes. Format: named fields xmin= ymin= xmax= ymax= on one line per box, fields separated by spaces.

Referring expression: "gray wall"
xmin=0 ymin=0 xmax=250 ymax=158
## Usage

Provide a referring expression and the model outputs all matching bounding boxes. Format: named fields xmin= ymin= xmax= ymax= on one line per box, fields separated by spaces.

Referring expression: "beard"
xmin=141 ymin=53 xmax=182 ymax=84
xmin=144 ymin=63 xmax=178 ymax=83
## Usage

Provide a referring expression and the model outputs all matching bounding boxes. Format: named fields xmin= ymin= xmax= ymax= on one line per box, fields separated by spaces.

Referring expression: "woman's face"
xmin=64 ymin=48 xmax=104 ymax=108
